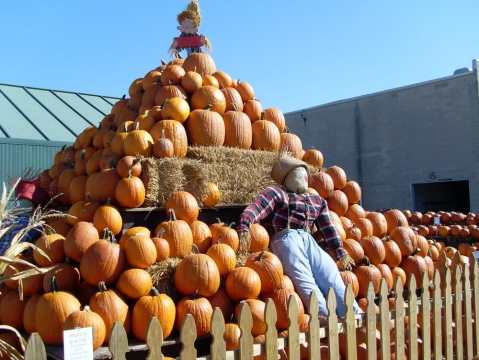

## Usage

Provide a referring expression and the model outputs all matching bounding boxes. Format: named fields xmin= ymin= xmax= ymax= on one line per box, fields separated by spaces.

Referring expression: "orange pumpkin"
xmin=384 ymin=209 xmax=409 ymax=234
xmin=221 ymin=87 xmax=244 ymax=112
xmin=383 ymin=238 xmax=402 ymax=268
xmin=355 ymin=218 xmax=374 ymax=238
xmin=208 ymin=288 xmax=234 ymax=321
xmin=124 ymin=129 xmax=154 ymax=157
xmin=0 ymin=291 xmax=27 ymax=330
xmin=252 ymin=120 xmax=281 ymax=151
xmin=279 ymin=133 xmax=303 ymax=159
xmin=85 ymin=169 xmax=120 ymax=202
xmin=224 ymin=323 xmax=241 ymax=350
xmin=176 ymin=297 xmax=213 ymax=336
xmin=249 ymin=224 xmax=270 ymax=252
xmin=211 ymin=225 xmax=239 ymax=252
xmin=183 ymin=53 xmax=217 ymax=76
xmin=33 ymin=233 xmax=65 ymax=267
xmin=271 ymin=288 xmax=305 ymax=330
xmin=401 ymin=255 xmax=427 ymax=288
xmin=161 ymin=97 xmax=190 ymax=123
xmin=213 ymin=71 xmax=233 ymax=88
xmin=234 ymin=81 xmax=255 ymax=102
xmin=132 ymin=289 xmax=176 ymax=341
xmin=122 ymin=235 xmax=157 ymax=269
xmin=326 ymin=166 xmax=347 ymax=190
xmin=43 ymin=264 xmax=80 ymax=293
xmin=207 ymin=244 xmax=237 ymax=276
xmin=302 ymin=149 xmax=324 ymax=168
xmin=262 ymin=108 xmax=286 ymax=132
xmin=191 ymin=86 xmax=226 ymax=114
xmin=343 ymin=238 xmax=365 ymax=264
xmin=223 ymin=111 xmax=252 ymax=149
xmin=155 ymin=212 xmax=193 ymax=257
xmin=354 ymin=264 xmax=382 ymax=297
xmin=160 ymin=65 xmax=185 ymax=85
xmin=93 ymin=204 xmax=123 ymax=235
xmin=392 ymin=267 xmax=407 ymax=286
xmin=377 ymin=264 xmax=394 ymax=290
xmin=244 ymin=99 xmax=263 ymax=122
xmin=391 ymin=226 xmax=416 ymax=257
xmin=327 ymin=190 xmax=349 ymax=216
xmin=187 ymin=109 xmax=225 ymax=146
xmin=150 ymin=120 xmax=188 ymax=157
xmin=360 ymin=236 xmax=386 ymax=266
xmin=155 ymin=85 xmax=186 ymax=105
xmin=234 ymin=299 xmax=266 ymax=336
xmin=340 ymin=271 xmax=359 ymax=297
xmin=174 ymin=254 xmax=221 ymax=297
xmin=309 ymin=171 xmax=334 ymax=198
xmin=190 ymin=220 xmax=212 ymax=253
xmin=115 ymin=175 xmax=145 ymax=208
xmin=64 ymin=306 xmax=106 ymax=350
xmin=23 ymin=294 xmax=41 ymax=334
xmin=366 ymin=212 xmax=388 ymax=237
xmin=165 ymin=191 xmax=199 ymax=224
xmin=245 ymin=251 xmax=284 ymax=294
xmin=152 ymin=237 xmax=170 ymax=261
xmin=64 ymin=221 xmax=99 ymax=261
xmin=116 ymin=156 xmax=142 ymax=178
xmin=67 ymin=200 xmax=99 ymax=225
xmin=202 ymin=182 xmax=221 ymax=207
xmin=181 ymin=71 xmax=203 ymax=94
xmin=225 ymin=267 xmax=261 ymax=301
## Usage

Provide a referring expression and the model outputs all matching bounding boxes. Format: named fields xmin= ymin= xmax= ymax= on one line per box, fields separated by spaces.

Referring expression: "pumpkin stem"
xmin=362 ymin=256 xmax=371 ymax=266
xmin=206 ymin=104 xmax=214 ymax=111
xmin=134 ymin=122 xmax=140 ymax=131
xmin=150 ymin=287 xmax=160 ymax=296
xmin=83 ymin=305 xmax=92 ymax=312
xmin=98 ymin=281 xmax=108 ymax=292
xmin=168 ymin=209 xmax=177 ymax=221
xmin=50 ymin=275 xmax=58 ymax=293
xmin=191 ymin=244 xmax=200 ymax=254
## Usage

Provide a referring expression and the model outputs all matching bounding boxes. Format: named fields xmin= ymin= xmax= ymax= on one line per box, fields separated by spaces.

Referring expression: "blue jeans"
xmin=271 ymin=229 xmax=360 ymax=317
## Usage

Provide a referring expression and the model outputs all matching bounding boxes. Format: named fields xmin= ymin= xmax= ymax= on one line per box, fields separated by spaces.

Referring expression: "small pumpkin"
xmin=202 ymin=182 xmax=221 ymax=207
xmin=122 ymin=234 xmax=157 ymax=269
xmin=33 ymin=233 xmax=65 ymax=267
xmin=360 ymin=236 xmax=386 ymax=266
xmin=224 ymin=323 xmax=241 ymax=350
xmin=93 ymin=204 xmax=123 ymax=235
xmin=132 ymin=289 xmax=176 ymax=341
xmin=64 ymin=306 xmax=106 ymax=350
xmin=153 ymin=132 xmax=175 ymax=158
xmin=152 ymin=237 xmax=170 ymax=261
xmin=261 ymin=108 xmax=286 ymax=132
xmin=115 ymin=175 xmax=146 ymax=208
xmin=174 ymin=254 xmax=220 ymax=297
xmin=154 ymin=211 xmax=193 ymax=257
xmin=116 ymin=156 xmax=142 ymax=178
xmin=225 ymin=267 xmax=261 ymax=301
xmin=207 ymin=244 xmax=237 ymax=276
xmin=190 ymin=220 xmax=212 ymax=253
xmin=150 ymin=120 xmax=188 ymax=157
xmin=249 ymin=224 xmax=270 ymax=252
xmin=302 ymin=149 xmax=324 ymax=168
xmin=161 ymin=97 xmax=190 ymax=123
xmin=308 ymin=171 xmax=334 ymax=198
xmin=252 ymin=120 xmax=280 ymax=151
xmin=234 ymin=299 xmax=266 ymax=336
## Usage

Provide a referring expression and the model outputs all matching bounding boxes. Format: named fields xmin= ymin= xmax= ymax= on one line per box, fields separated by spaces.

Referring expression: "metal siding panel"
xmin=54 ymin=92 xmax=105 ymax=125
xmin=0 ymin=141 xmax=69 ymax=185
xmin=80 ymin=94 xmax=114 ymax=114
xmin=0 ymin=85 xmax=75 ymax=142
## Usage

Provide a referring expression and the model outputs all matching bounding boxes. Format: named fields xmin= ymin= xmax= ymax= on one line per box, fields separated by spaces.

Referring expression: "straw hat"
xmin=271 ymin=154 xmax=309 ymax=185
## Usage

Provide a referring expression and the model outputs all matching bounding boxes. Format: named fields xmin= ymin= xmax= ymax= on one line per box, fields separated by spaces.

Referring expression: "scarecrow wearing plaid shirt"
xmin=238 ymin=154 xmax=360 ymax=318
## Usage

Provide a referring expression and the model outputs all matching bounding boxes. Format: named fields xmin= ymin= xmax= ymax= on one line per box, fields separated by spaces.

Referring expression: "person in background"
xmin=238 ymin=154 xmax=361 ymax=319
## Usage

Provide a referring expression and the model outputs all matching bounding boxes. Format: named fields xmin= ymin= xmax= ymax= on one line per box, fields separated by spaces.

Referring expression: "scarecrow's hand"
xmin=337 ymin=254 xmax=355 ymax=271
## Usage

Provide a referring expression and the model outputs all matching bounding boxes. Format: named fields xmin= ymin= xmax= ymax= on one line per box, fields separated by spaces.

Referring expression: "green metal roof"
xmin=0 ymin=83 xmax=120 ymax=142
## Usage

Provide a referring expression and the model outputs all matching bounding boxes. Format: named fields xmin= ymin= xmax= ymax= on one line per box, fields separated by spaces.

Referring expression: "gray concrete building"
xmin=286 ymin=59 xmax=479 ymax=212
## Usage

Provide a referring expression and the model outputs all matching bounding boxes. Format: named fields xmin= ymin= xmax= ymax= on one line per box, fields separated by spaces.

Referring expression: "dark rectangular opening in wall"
xmin=412 ymin=181 xmax=470 ymax=212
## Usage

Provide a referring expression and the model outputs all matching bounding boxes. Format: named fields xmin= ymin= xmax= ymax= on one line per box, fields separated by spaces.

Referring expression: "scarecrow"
xmin=169 ymin=0 xmax=211 ymax=57
xmin=238 ymin=154 xmax=361 ymax=319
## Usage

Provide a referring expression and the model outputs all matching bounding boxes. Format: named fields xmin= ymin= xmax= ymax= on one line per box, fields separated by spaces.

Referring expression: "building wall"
xmin=0 ymin=138 xmax=69 ymax=186
xmin=286 ymin=62 xmax=479 ymax=211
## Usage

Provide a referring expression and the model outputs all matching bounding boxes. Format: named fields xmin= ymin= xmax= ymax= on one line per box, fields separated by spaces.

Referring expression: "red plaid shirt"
xmin=238 ymin=186 xmax=346 ymax=259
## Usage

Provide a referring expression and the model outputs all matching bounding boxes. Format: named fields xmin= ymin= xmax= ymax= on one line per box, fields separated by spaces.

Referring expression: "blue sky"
xmin=1 ymin=1 xmax=478 ymax=112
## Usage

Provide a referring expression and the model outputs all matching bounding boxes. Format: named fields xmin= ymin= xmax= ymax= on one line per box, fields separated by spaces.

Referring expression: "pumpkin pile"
xmin=37 ymin=52 xmax=312 ymax=211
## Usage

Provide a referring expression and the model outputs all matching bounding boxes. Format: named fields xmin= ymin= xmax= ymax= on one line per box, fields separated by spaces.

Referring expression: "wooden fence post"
xmin=180 ymin=314 xmax=197 ymax=360
xmin=464 ymin=261 xmax=473 ymax=360
xmin=444 ymin=267 xmax=453 ymax=360
xmin=327 ymin=288 xmax=339 ymax=360
xmin=366 ymin=283 xmax=377 ymax=360
xmin=455 ymin=264 xmax=464 ymax=360
xmin=24 ymin=333 xmax=47 ymax=360
xmin=307 ymin=291 xmax=321 ymax=360
xmin=379 ymin=280 xmax=390 ymax=360
xmin=109 ymin=321 xmax=129 ymax=360
xmin=344 ymin=284 xmax=357 ymax=360
xmin=146 ymin=317 xmax=164 ymax=360
xmin=433 ymin=270 xmax=442 ymax=360
xmin=238 ymin=302 xmax=254 ymax=360
xmin=287 ymin=295 xmax=300 ymax=360
xmin=473 ymin=258 xmax=479 ymax=357
xmin=408 ymin=275 xmax=418 ymax=360
xmin=394 ymin=278 xmax=405 ymax=360
xmin=210 ymin=308 xmax=226 ymax=360
xmin=421 ymin=273 xmax=431 ymax=360
xmin=265 ymin=299 xmax=278 ymax=360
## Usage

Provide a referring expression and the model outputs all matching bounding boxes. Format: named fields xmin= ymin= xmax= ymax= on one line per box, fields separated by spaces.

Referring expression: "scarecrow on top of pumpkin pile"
xmin=238 ymin=153 xmax=362 ymax=320
xmin=169 ymin=0 xmax=212 ymax=58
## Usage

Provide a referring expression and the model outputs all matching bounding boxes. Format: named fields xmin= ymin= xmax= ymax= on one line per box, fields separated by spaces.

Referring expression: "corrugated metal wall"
xmin=0 ymin=138 xmax=70 ymax=185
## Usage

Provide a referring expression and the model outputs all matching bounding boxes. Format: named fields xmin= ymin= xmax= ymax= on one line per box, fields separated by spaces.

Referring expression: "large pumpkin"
xmin=245 ymin=251 xmax=284 ymax=294
xmin=116 ymin=269 xmax=153 ymax=300
xmin=355 ymin=218 xmax=374 ymax=238
xmin=35 ymin=282 xmax=81 ymax=345
xmin=85 ymin=169 xmax=120 ymax=202
xmin=79 ymin=231 xmax=125 ymax=285
xmin=150 ymin=120 xmax=188 ymax=157
xmin=366 ymin=212 xmax=388 ymax=237
xmin=155 ymin=213 xmax=193 ymax=257
xmin=174 ymin=254 xmax=220 ymax=297
xmin=271 ymin=288 xmax=305 ymax=330
xmin=183 ymin=53 xmax=217 ymax=75
xmin=262 ymin=108 xmax=286 ymax=132
xmin=191 ymin=86 xmax=226 ymax=114
xmin=279 ymin=133 xmax=303 ymax=159
xmin=384 ymin=209 xmax=409 ymax=234
xmin=327 ymin=190 xmax=349 ymax=216
xmin=33 ymin=233 xmax=65 ymax=267
xmin=181 ymin=71 xmax=203 ymax=94
xmin=89 ymin=282 xmax=130 ymax=339
xmin=165 ymin=192 xmax=199 ymax=224
xmin=234 ymin=81 xmax=255 ymax=102
xmin=401 ymin=255 xmax=427 ymax=288
xmin=211 ymin=224 xmax=239 ymax=251
xmin=252 ymin=120 xmax=280 ymax=151
xmin=249 ymin=224 xmax=270 ymax=252
xmin=160 ymin=65 xmax=185 ymax=85
xmin=85 ymin=207 xmax=117 ymax=238
xmin=391 ymin=226 xmax=416 ymax=257
xmin=340 ymin=271 xmax=359 ymax=297
xmin=43 ymin=264 xmax=81 ymax=293
xmin=175 ymin=297 xmax=213 ymax=336
xmin=223 ymin=111 xmax=253 ymax=149
xmin=326 ymin=166 xmax=347 ymax=190
xmin=383 ymin=238 xmax=402 ymax=268
xmin=302 ymin=149 xmax=324 ymax=168
xmin=221 ymin=88 xmax=244 ymax=112
xmin=354 ymin=264 xmax=382 ymax=298
xmin=343 ymin=238 xmax=365 ymax=264
xmin=360 ymin=236 xmax=386 ymax=266
xmin=155 ymin=85 xmax=186 ymax=105
xmin=161 ymin=97 xmax=190 ymax=123
xmin=190 ymin=220 xmax=212 ymax=253
xmin=225 ymin=267 xmax=261 ymax=301
xmin=345 ymin=204 xmax=366 ymax=223
xmin=132 ymin=289 xmax=176 ymax=341
xmin=309 ymin=171 xmax=334 ymax=198
xmin=234 ymin=299 xmax=266 ymax=336
xmin=0 ymin=291 xmax=27 ymax=330
xmin=64 ymin=306 xmax=106 ymax=350
xmin=207 ymin=244 xmax=237 ymax=276
xmin=64 ymin=221 xmax=99 ymax=261
xmin=122 ymin=234 xmax=157 ymax=269
xmin=115 ymin=176 xmax=145 ymax=208
xmin=244 ymin=99 xmax=263 ymax=122
xmin=187 ymin=109 xmax=225 ymax=146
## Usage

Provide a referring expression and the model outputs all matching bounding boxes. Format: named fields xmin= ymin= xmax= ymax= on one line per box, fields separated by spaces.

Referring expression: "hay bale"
xmin=143 ymin=146 xmax=277 ymax=206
